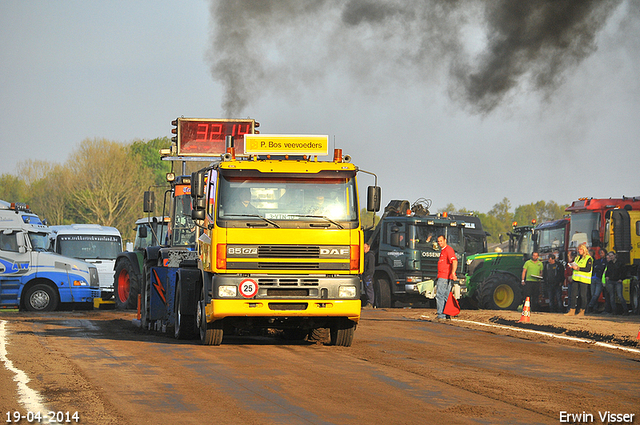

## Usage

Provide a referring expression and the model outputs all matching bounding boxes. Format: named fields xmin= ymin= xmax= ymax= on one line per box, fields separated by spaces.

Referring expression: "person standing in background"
xmin=521 ymin=251 xmax=544 ymax=311
xmin=435 ymin=235 xmax=457 ymax=320
xmin=566 ymin=243 xmax=592 ymax=317
xmin=362 ymin=243 xmax=375 ymax=309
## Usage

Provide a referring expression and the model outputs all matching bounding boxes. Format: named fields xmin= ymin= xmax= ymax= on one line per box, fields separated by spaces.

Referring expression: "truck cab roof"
xmin=50 ymin=224 xmax=121 ymax=237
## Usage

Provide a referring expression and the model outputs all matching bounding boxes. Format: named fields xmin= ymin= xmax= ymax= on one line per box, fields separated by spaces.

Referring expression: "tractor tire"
xmin=330 ymin=319 xmax=356 ymax=347
xmin=174 ymin=282 xmax=197 ymax=340
xmin=478 ymin=273 xmax=522 ymax=311
xmin=198 ymin=285 xmax=223 ymax=345
xmin=374 ymin=276 xmax=392 ymax=308
xmin=114 ymin=260 xmax=139 ymax=310
xmin=140 ymin=258 xmax=155 ymax=330
xmin=24 ymin=283 xmax=59 ymax=312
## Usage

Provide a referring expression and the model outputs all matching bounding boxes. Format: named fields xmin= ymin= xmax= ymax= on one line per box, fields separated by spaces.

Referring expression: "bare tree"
xmin=63 ymin=138 xmax=154 ymax=235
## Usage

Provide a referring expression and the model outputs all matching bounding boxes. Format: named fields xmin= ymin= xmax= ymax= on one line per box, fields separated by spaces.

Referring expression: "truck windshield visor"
xmin=217 ymin=171 xmax=358 ymax=223
xmin=57 ymin=235 xmax=122 ymax=259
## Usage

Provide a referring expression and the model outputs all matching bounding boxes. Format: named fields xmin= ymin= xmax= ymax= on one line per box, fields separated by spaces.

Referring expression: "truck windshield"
xmin=217 ymin=173 xmax=358 ymax=224
xmin=464 ymin=234 xmax=486 ymax=255
xmin=537 ymin=227 xmax=565 ymax=253
xmin=135 ymin=222 xmax=168 ymax=250
xmin=517 ymin=231 xmax=535 ymax=256
xmin=28 ymin=232 xmax=51 ymax=252
xmin=56 ymin=235 xmax=122 ymax=259
xmin=569 ymin=212 xmax=599 ymax=248
xmin=409 ymin=225 xmax=464 ymax=253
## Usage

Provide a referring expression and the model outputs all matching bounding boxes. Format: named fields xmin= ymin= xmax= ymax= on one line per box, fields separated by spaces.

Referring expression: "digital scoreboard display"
xmin=175 ymin=118 xmax=256 ymax=156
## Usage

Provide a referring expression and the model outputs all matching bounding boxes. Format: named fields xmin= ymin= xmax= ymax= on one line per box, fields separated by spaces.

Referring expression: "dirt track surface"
xmin=1 ymin=307 xmax=639 ymax=424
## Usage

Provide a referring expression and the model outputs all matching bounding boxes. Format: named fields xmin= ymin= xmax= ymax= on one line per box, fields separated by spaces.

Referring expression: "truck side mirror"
xmin=143 ymin=191 xmax=155 ymax=213
xmin=367 ymin=186 xmax=381 ymax=212
xmin=390 ymin=232 xmax=404 ymax=248
xmin=139 ymin=226 xmax=148 ymax=239
xmin=191 ymin=171 xmax=205 ymax=199
xmin=192 ymin=209 xmax=205 ymax=220
xmin=16 ymin=232 xmax=27 ymax=253
xmin=191 ymin=170 xmax=207 ymax=221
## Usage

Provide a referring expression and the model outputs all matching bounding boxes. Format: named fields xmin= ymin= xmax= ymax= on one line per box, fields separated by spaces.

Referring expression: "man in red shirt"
xmin=436 ymin=235 xmax=458 ymax=320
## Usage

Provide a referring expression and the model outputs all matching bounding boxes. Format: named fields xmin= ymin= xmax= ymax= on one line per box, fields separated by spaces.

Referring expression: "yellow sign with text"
xmin=244 ymin=134 xmax=329 ymax=156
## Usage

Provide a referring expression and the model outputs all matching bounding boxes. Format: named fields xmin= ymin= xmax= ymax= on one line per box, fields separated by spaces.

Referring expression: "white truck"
xmin=0 ymin=201 xmax=100 ymax=311
xmin=49 ymin=224 xmax=122 ymax=299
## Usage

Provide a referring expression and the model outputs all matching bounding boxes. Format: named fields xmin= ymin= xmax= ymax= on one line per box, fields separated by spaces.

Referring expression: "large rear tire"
xmin=374 ymin=276 xmax=392 ymax=308
xmin=114 ymin=260 xmax=138 ymax=310
xmin=478 ymin=273 xmax=522 ymax=311
xmin=140 ymin=258 xmax=155 ymax=330
xmin=174 ymin=283 xmax=197 ymax=339
xmin=330 ymin=319 xmax=356 ymax=347
xmin=24 ymin=284 xmax=59 ymax=312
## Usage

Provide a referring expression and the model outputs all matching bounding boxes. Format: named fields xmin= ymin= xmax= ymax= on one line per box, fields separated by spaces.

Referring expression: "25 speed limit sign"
xmin=239 ymin=279 xmax=258 ymax=298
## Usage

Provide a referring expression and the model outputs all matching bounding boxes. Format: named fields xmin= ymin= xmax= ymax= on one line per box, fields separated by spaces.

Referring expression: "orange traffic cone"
xmin=519 ymin=297 xmax=531 ymax=323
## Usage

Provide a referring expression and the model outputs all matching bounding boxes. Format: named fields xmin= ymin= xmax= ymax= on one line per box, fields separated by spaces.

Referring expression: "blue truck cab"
xmin=0 ymin=201 xmax=100 ymax=311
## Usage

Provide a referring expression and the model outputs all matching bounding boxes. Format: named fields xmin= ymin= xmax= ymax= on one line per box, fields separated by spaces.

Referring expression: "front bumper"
xmin=205 ymin=298 xmax=361 ymax=323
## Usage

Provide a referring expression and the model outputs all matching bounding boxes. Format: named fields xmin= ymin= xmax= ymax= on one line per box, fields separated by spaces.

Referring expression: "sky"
xmin=1 ymin=0 xmax=639 ymax=214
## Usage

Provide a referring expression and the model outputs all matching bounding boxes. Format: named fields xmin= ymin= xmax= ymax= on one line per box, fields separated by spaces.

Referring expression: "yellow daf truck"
xmin=148 ymin=119 xmax=380 ymax=346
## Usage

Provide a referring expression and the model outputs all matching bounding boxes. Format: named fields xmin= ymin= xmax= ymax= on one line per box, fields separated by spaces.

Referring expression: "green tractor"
xmin=464 ymin=222 xmax=536 ymax=310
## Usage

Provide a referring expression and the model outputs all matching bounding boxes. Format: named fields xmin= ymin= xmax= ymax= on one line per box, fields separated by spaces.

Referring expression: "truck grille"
xmin=259 ymin=245 xmax=320 ymax=258
xmin=265 ymin=289 xmax=309 ymax=297
xmin=258 ymin=262 xmax=319 ymax=270
xmin=420 ymin=259 xmax=438 ymax=279
xmin=257 ymin=278 xmax=319 ymax=286
xmin=227 ymin=262 xmax=348 ymax=271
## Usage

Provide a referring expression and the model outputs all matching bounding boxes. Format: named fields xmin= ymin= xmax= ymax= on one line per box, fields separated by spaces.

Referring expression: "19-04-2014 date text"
xmin=5 ymin=411 xmax=79 ymax=423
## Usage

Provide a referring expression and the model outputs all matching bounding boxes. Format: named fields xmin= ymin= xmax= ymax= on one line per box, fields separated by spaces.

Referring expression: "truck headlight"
xmin=219 ymin=286 xmax=237 ymax=297
xmin=339 ymin=286 xmax=357 ymax=298
xmin=73 ymin=280 xmax=88 ymax=286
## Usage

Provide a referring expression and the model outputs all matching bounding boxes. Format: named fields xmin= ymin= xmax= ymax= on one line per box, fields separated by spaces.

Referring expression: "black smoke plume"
xmin=207 ymin=0 xmax=623 ymax=117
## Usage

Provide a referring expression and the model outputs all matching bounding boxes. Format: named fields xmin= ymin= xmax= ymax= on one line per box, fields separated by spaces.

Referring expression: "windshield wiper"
xmin=223 ymin=214 xmax=280 ymax=228
xmin=290 ymin=215 xmax=344 ymax=229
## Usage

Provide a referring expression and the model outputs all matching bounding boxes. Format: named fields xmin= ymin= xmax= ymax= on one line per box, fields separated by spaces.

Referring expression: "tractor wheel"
xmin=24 ymin=284 xmax=59 ymax=312
xmin=478 ymin=273 xmax=522 ymax=311
xmin=140 ymin=258 xmax=155 ymax=330
xmin=330 ymin=319 xmax=356 ymax=347
xmin=374 ymin=276 xmax=392 ymax=308
xmin=114 ymin=260 xmax=139 ymax=310
xmin=174 ymin=283 xmax=197 ymax=339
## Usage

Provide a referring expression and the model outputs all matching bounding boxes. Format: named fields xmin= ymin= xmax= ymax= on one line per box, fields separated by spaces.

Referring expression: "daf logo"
xmin=320 ymin=248 xmax=349 ymax=256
